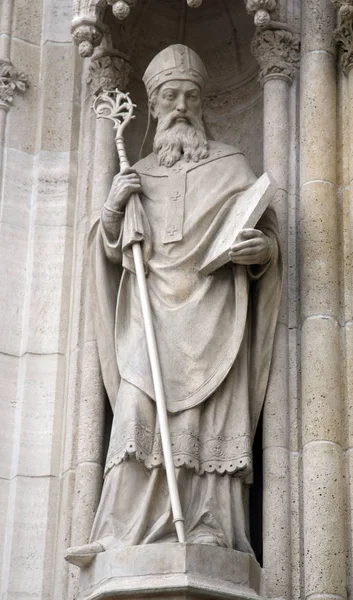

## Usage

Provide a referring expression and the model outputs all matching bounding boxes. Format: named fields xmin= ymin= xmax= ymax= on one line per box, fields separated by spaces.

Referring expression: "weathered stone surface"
xmin=3 ymin=475 xmax=60 ymax=600
xmin=300 ymin=182 xmax=339 ymax=319
xmin=289 ymin=451 xmax=301 ymax=600
xmin=300 ymin=52 xmax=337 ymax=185
xmin=78 ymin=544 xmax=264 ymax=600
xmin=6 ymin=39 xmax=40 ymax=153
xmin=35 ymin=150 xmax=78 ymax=227
xmin=303 ymin=442 xmax=346 ymax=597
xmin=0 ymin=222 xmax=29 ymax=356
xmin=16 ymin=353 xmax=66 ymax=476
xmin=262 ymin=446 xmax=291 ymax=599
xmin=263 ymin=322 xmax=289 ymax=449
xmin=39 ymin=42 xmax=81 ymax=152
xmin=344 ymin=323 xmax=353 ymax=448
xmin=302 ymin=316 xmax=341 ymax=445
xmin=70 ymin=462 xmax=104 ymax=548
xmin=0 ymin=478 xmax=10 ymax=578
xmin=26 ymin=224 xmax=73 ymax=355
xmin=43 ymin=0 xmax=73 ymax=43
xmin=11 ymin=0 xmax=43 ymax=45
xmin=0 ymin=354 xmax=19 ymax=479
xmin=1 ymin=148 xmax=34 ymax=228
xmin=301 ymin=0 xmax=336 ymax=54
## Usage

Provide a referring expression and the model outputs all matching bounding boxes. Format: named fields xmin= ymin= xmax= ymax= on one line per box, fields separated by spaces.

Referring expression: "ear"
xmin=149 ymin=100 xmax=157 ymax=120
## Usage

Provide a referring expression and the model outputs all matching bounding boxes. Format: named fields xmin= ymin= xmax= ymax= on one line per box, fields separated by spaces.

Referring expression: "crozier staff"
xmin=66 ymin=44 xmax=283 ymax=567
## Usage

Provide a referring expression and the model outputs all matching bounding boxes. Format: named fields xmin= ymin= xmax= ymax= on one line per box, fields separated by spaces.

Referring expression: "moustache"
xmin=157 ymin=112 xmax=201 ymax=132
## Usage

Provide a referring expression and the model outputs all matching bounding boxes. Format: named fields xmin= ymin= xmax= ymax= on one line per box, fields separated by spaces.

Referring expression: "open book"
xmin=199 ymin=172 xmax=278 ymax=276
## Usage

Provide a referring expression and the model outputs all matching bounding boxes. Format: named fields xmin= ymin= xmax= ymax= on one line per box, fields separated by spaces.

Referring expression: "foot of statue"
xmin=64 ymin=537 xmax=113 ymax=568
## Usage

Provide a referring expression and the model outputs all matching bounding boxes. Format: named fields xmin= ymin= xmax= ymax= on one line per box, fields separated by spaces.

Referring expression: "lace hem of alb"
xmin=105 ymin=424 xmax=252 ymax=476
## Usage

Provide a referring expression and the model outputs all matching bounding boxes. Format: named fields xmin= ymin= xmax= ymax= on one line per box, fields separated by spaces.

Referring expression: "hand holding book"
xmin=199 ymin=173 xmax=278 ymax=276
xmin=228 ymin=228 xmax=272 ymax=266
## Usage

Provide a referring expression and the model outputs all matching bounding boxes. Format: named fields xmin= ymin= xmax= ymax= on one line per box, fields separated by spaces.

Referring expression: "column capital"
xmin=87 ymin=51 xmax=132 ymax=96
xmin=251 ymin=28 xmax=300 ymax=87
xmin=332 ymin=1 xmax=353 ymax=75
xmin=0 ymin=58 xmax=29 ymax=112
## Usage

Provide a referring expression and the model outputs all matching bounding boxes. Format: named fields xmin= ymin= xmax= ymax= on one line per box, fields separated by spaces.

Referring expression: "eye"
xmin=164 ymin=92 xmax=175 ymax=101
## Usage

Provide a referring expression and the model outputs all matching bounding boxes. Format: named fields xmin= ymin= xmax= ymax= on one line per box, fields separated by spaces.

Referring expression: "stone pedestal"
xmin=77 ymin=544 xmax=265 ymax=600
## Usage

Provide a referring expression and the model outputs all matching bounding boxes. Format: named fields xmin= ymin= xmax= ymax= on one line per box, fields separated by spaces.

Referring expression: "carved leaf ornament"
xmin=0 ymin=59 xmax=28 ymax=110
xmin=251 ymin=29 xmax=300 ymax=84
xmin=87 ymin=53 xmax=132 ymax=95
xmin=332 ymin=1 xmax=353 ymax=75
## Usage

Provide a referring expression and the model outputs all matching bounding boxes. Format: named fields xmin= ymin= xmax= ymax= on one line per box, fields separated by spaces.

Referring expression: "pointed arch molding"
xmin=71 ymin=0 xmax=279 ymax=58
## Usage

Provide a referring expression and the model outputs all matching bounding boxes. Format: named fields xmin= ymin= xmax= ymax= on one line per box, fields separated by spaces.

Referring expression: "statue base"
xmin=77 ymin=543 xmax=265 ymax=600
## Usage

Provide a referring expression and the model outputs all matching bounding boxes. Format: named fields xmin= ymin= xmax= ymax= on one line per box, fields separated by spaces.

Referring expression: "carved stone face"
xmin=151 ymin=80 xmax=203 ymax=128
xmin=151 ymin=79 xmax=208 ymax=167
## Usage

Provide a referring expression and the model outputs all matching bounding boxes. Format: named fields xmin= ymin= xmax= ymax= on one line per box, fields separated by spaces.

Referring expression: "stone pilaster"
xmin=332 ymin=2 xmax=353 ymax=597
xmin=66 ymin=53 xmax=132 ymax=592
xmin=251 ymin=23 xmax=300 ymax=600
xmin=300 ymin=3 xmax=346 ymax=600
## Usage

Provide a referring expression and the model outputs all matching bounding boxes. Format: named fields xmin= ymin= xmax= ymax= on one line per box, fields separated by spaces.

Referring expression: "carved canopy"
xmin=71 ymin=0 xmax=278 ymax=59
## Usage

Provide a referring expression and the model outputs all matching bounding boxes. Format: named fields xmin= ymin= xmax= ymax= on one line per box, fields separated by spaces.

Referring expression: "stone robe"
xmin=88 ymin=141 xmax=282 ymax=549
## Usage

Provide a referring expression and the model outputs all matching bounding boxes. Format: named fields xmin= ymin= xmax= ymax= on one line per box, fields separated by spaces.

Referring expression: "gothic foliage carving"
xmin=251 ymin=28 xmax=300 ymax=85
xmin=87 ymin=51 xmax=132 ymax=95
xmin=332 ymin=1 xmax=353 ymax=75
xmin=0 ymin=59 xmax=29 ymax=111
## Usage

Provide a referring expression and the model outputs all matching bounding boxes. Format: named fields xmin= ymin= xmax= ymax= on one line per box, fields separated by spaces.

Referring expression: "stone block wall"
xmin=0 ymin=0 xmax=82 ymax=597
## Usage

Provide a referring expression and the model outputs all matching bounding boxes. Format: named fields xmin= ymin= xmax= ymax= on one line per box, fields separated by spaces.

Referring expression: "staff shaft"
xmin=116 ymin=133 xmax=186 ymax=543
xmin=131 ymin=241 xmax=185 ymax=542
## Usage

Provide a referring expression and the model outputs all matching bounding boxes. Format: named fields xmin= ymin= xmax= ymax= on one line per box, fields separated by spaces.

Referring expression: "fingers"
xmin=114 ymin=174 xmax=141 ymax=185
xmin=111 ymin=173 xmax=141 ymax=196
xmin=238 ymin=228 xmax=264 ymax=239
xmin=113 ymin=170 xmax=141 ymax=184
xmin=230 ymin=239 xmax=262 ymax=253
xmin=229 ymin=233 xmax=270 ymax=266
xmin=126 ymin=183 xmax=142 ymax=193
xmin=229 ymin=249 xmax=260 ymax=260
xmin=119 ymin=167 xmax=138 ymax=176
xmin=106 ymin=172 xmax=142 ymax=212
xmin=118 ymin=180 xmax=141 ymax=190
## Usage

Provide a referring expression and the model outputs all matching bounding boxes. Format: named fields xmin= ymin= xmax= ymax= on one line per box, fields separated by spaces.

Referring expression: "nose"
xmin=176 ymin=95 xmax=186 ymax=113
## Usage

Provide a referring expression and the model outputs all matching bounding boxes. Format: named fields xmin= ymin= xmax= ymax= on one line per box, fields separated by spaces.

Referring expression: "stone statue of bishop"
xmin=66 ymin=44 xmax=283 ymax=567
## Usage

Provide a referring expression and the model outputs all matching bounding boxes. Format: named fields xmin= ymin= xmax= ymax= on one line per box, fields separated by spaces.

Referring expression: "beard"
xmin=153 ymin=112 xmax=209 ymax=167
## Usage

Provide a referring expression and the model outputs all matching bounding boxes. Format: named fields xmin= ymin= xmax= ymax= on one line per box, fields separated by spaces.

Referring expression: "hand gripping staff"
xmin=93 ymin=89 xmax=186 ymax=543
